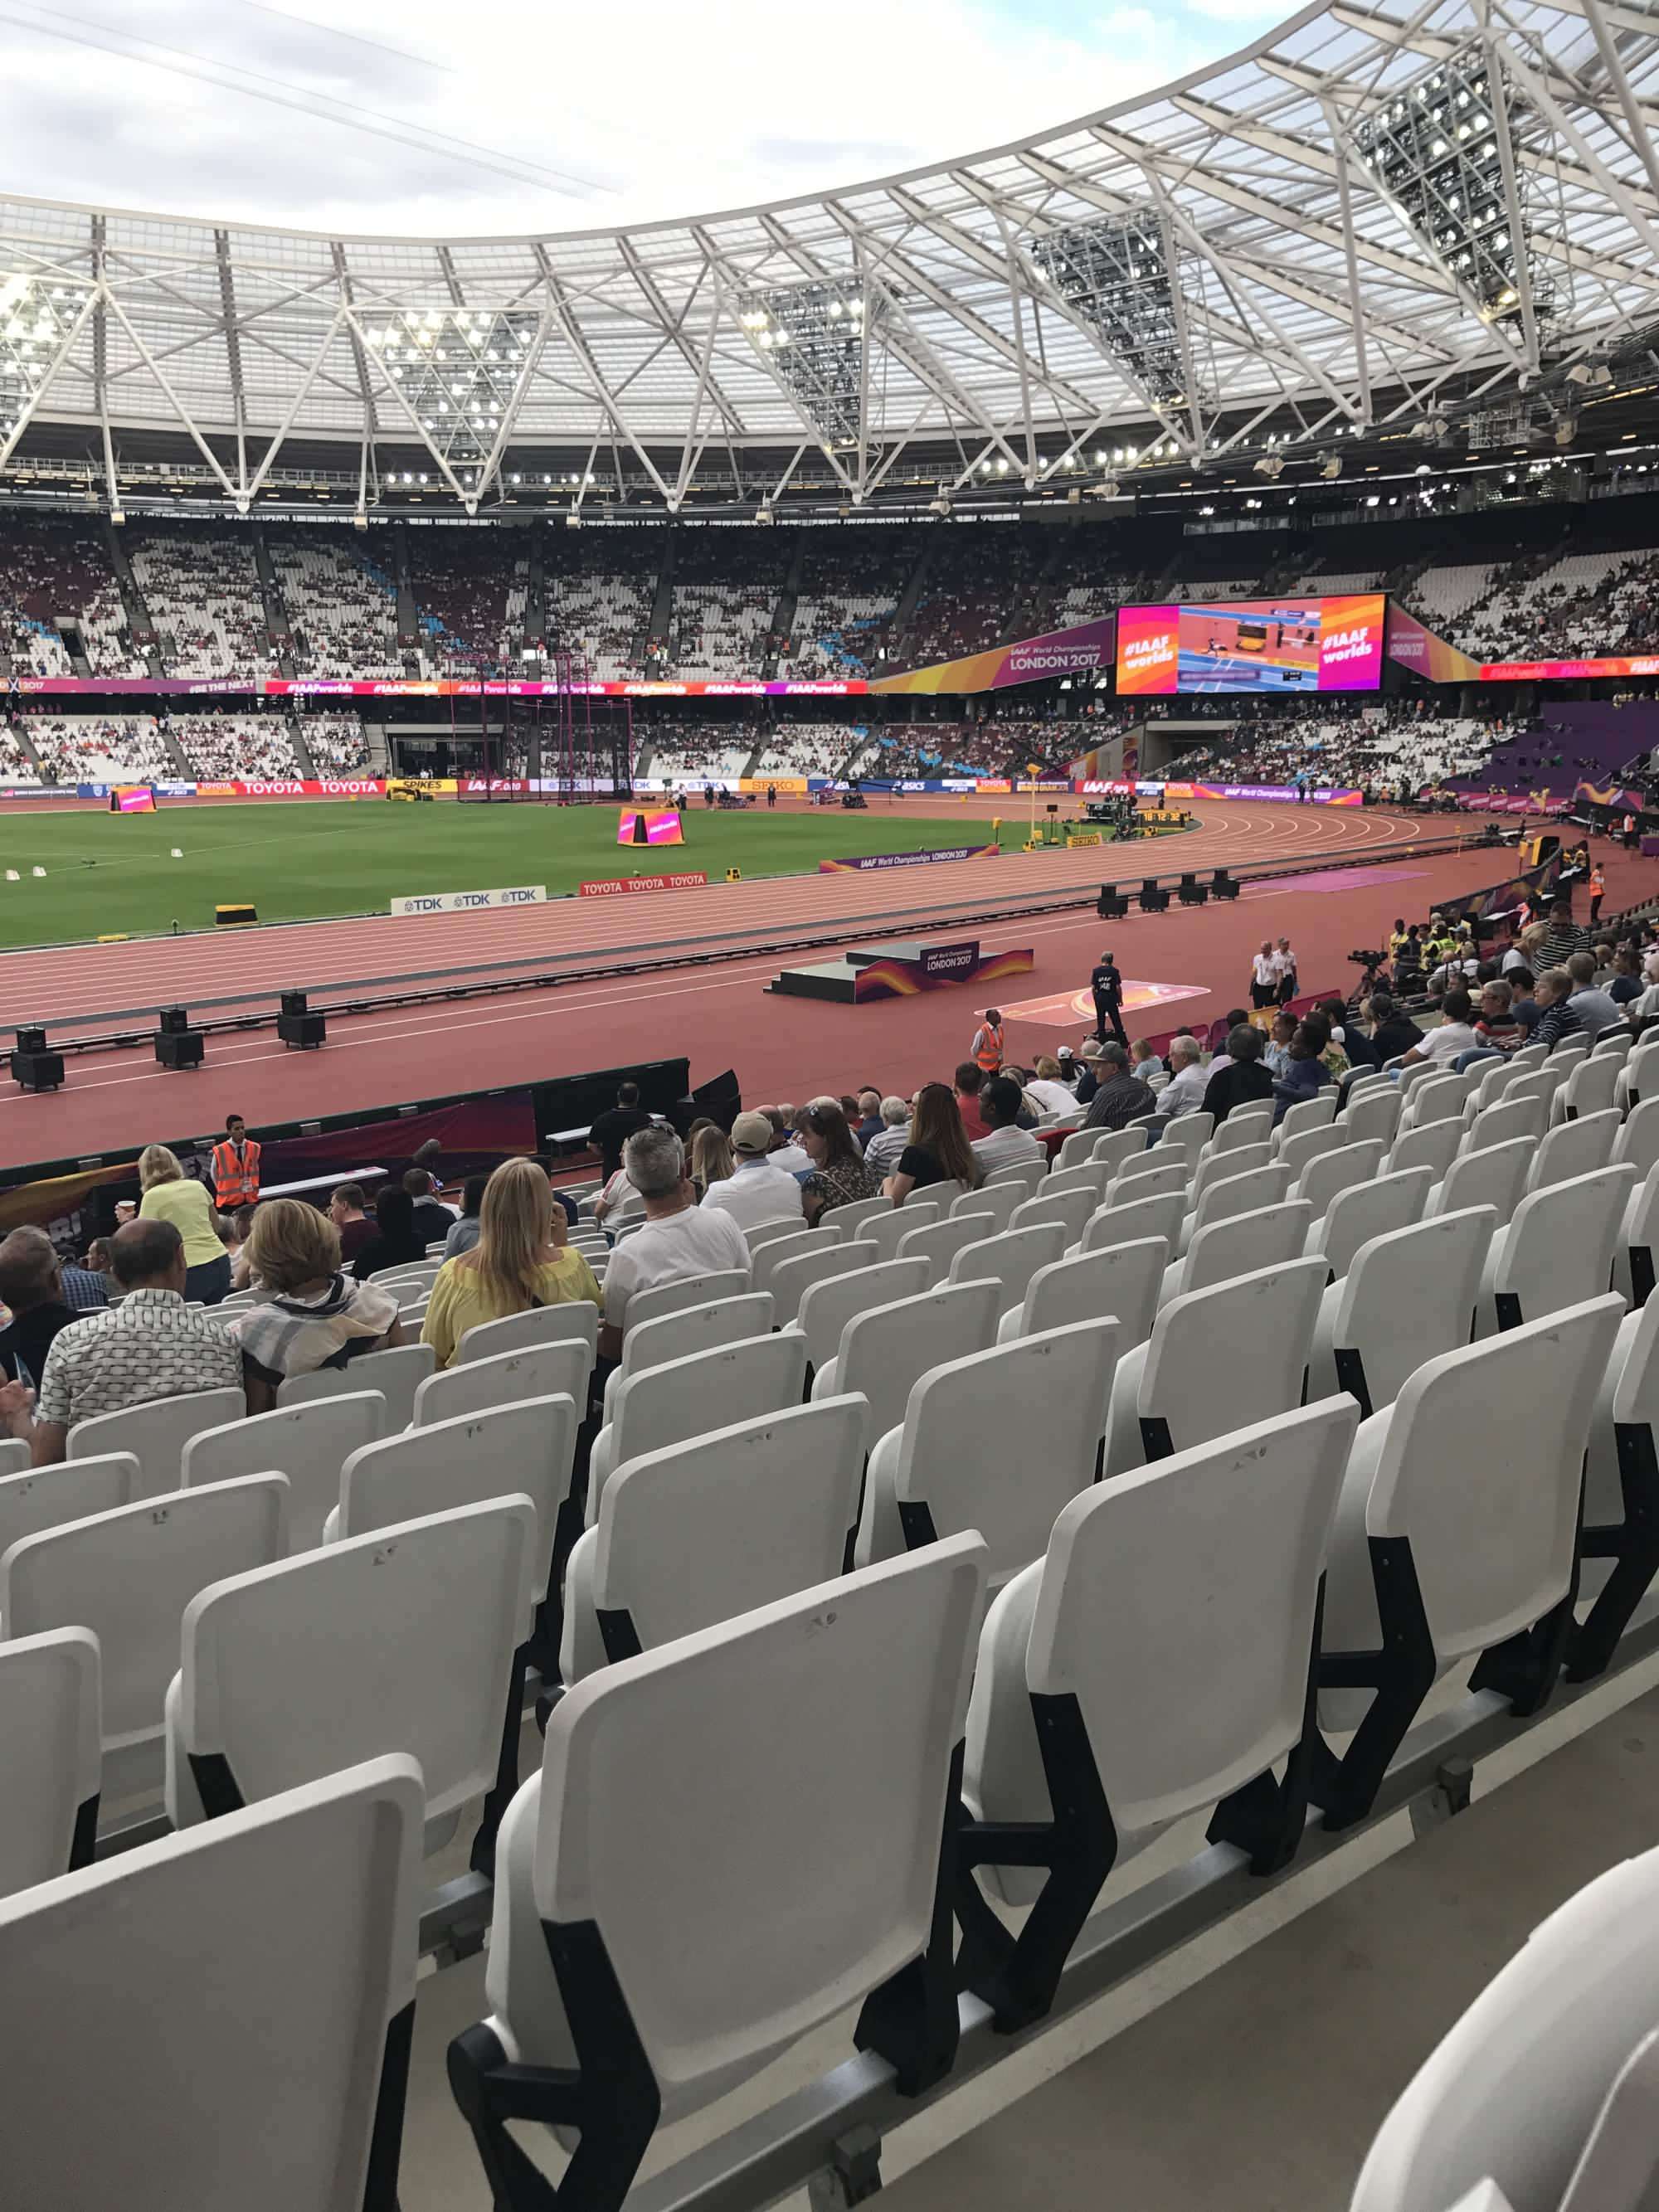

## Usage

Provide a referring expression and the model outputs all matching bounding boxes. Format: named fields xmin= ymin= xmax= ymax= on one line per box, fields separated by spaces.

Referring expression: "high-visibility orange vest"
xmin=1589 ymin=867 xmax=1606 ymax=896
xmin=973 ymin=1023 xmax=1005 ymax=1073
xmin=211 ymin=1138 xmax=261 ymax=1208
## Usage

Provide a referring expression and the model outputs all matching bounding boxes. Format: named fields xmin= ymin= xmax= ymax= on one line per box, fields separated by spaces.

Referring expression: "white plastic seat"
xmin=369 ymin=1257 xmax=441 ymax=1287
xmin=451 ymin=1539 xmax=987 ymax=2195
xmin=784 ymin=1256 xmax=931 ymax=1376
xmin=1574 ymin=1296 xmax=1659 ymax=1683
xmin=1425 ymin=1138 xmax=1531 ymax=1227
xmin=1277 ymin=1122 xmax=1354 ymax=1184
xmin=1312 ymin=1168 xmax=1434 ymax=1281
xmin=1554 ymin=1051 xmax=1620 ymax=1124
xmin=1507 ymin=1064 xmax=1569 ymax=1120
xmin=0 ymin=1453 xmax=141 ymax=1554
xmin=1387 ymin=1120 xmax=1463 ymax=1181
xmin=856 ymin=1320 xmax=1119 ymax=1588
xmin=1309 ymin=1208 xmax=1495 ymax=1419
xmin=559 ymin=1397 xmax=870 ymax=1685
xmin=896 ymin=1213 xmax=999 ymax=1286
xmin=946 ymin=1222 xmax=1068 ymax=1315
xmin=0 ymin=1627 xmax=101 ymax=1899
xmin=1614 ymin=1097 xmax=1659 ymax=1184
xmin=1477 ymin=1164 xmax=1635 ymax=1336
xmin=165 ymin=1496 xmax=536 ymax=1845
xmin=0 ymin=1473 xmax=288 ymax=1800
xmin=275 ymin=1343 xmax=435 ymax=1433
xmin=766 ymin=1241 xmax=876 ymax=1330
xmin=456 ymin=1302 xmax=600 ymax=1366
xmin=1191 ymin=1141 xmax=1272 ymax=1205
xmin=599 ymin=1294 xmax=774 ymax=1422
xmin=414 ymin=1339 xmax=591 ymax=1427
xmin=820 ymin=1193 xmax=896 ymax=1236
xmin=1293 ymin=1140 xmax=1384 ymax=1223
xmin=981 ymin=1157 xmax=1048 ymax=1198
xmin=811 ymin=1280 xmax=1002 ymax=1444
xmin=182 ymin=1394 xmax=386 ymax=1556
xmin=866 ymin=1201 xmax=941 ymax=1261
xmin=591 ymin=1334 xmax=811 ymax=1519
xmin=0 ymin=1755 xmax=423 ymax=2212
xmin=1619 ymin=1040 xmax=1659 ymax=1110
xmin=66 ymin=1386 xmax=245 ymax=1502
xmin=1177 ymin=1161 xmax=1293 ymax=1257
xmin=1400 ymin=1070 xmax=1475 ymax=1132
xmin=1593 ymin=1028 xmax=1634 ymax=1059
xmin=1152 ymin=1113 xmax=1213 ymax=1170
xmin=1459 ymin=1094 xmax=1545 ymax=1158
xmin=1315 ymin=1296 xmax=1624 ymax=1830
xmin=1525 ymin=1107 xmax=1621 ymax=1194
xmin=1104 ymin=1256 xmax=1327 ymax=1476
xmin=1160 ymin=1199 xmax=1313 ymax=1308
xmin=1506 ymin=1043 xmax=1546 ymax=1072
xmin=1090 ymin=1126 xmax=1151 ymax=1174
xmin=1055 ymin=1125 xmax=1104 ymax=1170
xmin=1043 ymin=1160 xmax=1112 ymax=1206
xmin=1345 ymin=1084 xmax=1403 ymax=1150
xmin=747 ymin=1231 xmax=842 ymax=1294
xmin=1273 ymin=1092 xmax=1339 ymax=1148
xmin=1108 ymin=1155 xmax=1189 ymax=1203
xmin=959 ymin=1397 xmax=1358 ymax=2030
xmin=1463 ymin=1058 xmax=1518 ymax=1121
xmin=1616 ymin=1163 xmax=1659 ymax=1309
xmin=948 ymin=1184 xmax=1017 ymax=1229
xmin=1080 ymin=1190 xmax=1187 ymax=1257
xmin=997 ymin=1238 xmax=1168 ymax=1351
xmin=1008 ymin=1187 xmax=1096 ymax=1243
xmin=625 ymin=1269 xmax=751 ymax=1333
xmin=743 ymin=1215 xmax=810 ymax=1256
xmin=1211 ymin=1101 xmax=1275 ymax=1153
xmin=1350 ymin=1844 xmax=1659 ymax=2212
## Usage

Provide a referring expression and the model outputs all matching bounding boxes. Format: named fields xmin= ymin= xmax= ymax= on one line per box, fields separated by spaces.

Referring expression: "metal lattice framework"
xmin=1 ymin=0 xmax=1657 ymax=513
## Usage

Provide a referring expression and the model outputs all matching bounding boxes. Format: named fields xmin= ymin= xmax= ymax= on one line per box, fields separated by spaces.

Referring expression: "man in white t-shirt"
xmin=701 ymin=1112 xmax=808 ymax=1232
xmin=1398 ymin=986 xmax=1479 ymax=1071
xmin=971 ymin=1076 xmax=1044 ymax=1177
xmin=1250 ymin=941 xmax=1278 ymax=1010
xmin=598 ymin=1126 xmax=750 ymax=1359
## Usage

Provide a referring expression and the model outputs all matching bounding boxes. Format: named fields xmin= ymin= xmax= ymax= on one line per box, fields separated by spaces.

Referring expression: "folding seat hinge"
xmin=1408 ymin=1756 xmax=1474 ymax=1840
xmin=809 ymin=2125 xmax=885 ymax=2209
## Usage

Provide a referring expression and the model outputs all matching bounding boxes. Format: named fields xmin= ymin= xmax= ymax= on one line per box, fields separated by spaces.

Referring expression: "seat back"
xmin=1043 ymin=1161 xmax=1112 ymax=1205
xmin=625 ymin=1271 xmax=751 ymax=1332
xmin=981 ymin=1158 xmax=1046 ymax=1198
xmin=0 ymin=1756 xmax=423 ymax=2212
xmin=182 ymin=1394 xmax=387 ymax=1556
xmin=1010 ymin=1240 xmax=1167 ymax=1351
xmin=1108 ymin=1156 xmax=1188 ymax=1203
xmin=895 ymin=1214 xmax=997 ymax=1286
xmin=1191 ymin=1142 xmax=1272 ymax=1205
xmin=1526 ymin=1108 xmax=1621 ymax=1194
xmin=1387 ymin=1119 xmax=1463 ymax=1181
xmin=1623 ymin=1040 xmax=1659 ymax=1107
xmin=497 ymin=1539 xmax=985 ymax=2123
xmin=1345 ymin=1085 xmax=1403 ymax=1150
xmin=1560 ymin=1053 xmax=1620 ymax=1121
xmin=1081 ymin=1191 xmax=1186 ymax=1255
xmin=1158 ymin=1112 xmax=1214 ymax=1164
xmin=1587 ymin=1299 xmax=1659 ymax=1532
xmin=1180 ymin=1200 xmax=1314 ymax=1299
xmin=948 ymin=1184 xmax=1017 ymax=1230
xmin=1138 ymin=1257 xmax=1328 ymax=1452
xmin=1211 ymin=1103 xmax=1275 ymax=1155
xmin=1496 ymin=1165 xmax=1637 ymax=1324
xmin=1008 ymin=1187 xmax=1096 ymax=1243
xmin=946 ymin=1222 xmax=1068 ymax=1311
xmin=1618 ymin=1163 xmax=1659 ymax=1308
xmin=0 ymin=1453 xmax=140 ymax=1554
xmin=414 ymin=1339 xmax=591 ymax=1427
xmin=1362 ymin=1296 xmax=1624 ymax=1663
xmin=611 ymin=1294 xmax=774 ymax=1394
xmin=606 ymin=1335 xmax=811 ymax=1495
xmin=790 ymin=1257 xmax=931 ymax=1373
xmin=1615 ymin=1097 xmax=1659 ymax=1184
xmin=1331 ymin=1208 xmax=1496 ymax=1413
xmin=820 ymin=1194 xmax=892 ymax=1236
xmin=1293 ymin=1140 xmax=1384 ymax=1222
xmin=1462 ymin=1095 xmax=1546 ymax=1158
xmin=866 ymin=1202 xmax=941 ymax=1262
xmin=765 ymin=1242 xmax=874 ymax=1330
xmin=1276 ymin=1123 xmax=1353 ymax=1184
xmin=1089 ymin=1126 xmax=1151 ymax=1175
xmin=67 ymin=1387 xmax=246 ymax=1501
xmin=1056 ymin=1125 xmax=1104 ymax=1170
xmin=1314 ymin=1167 xmax=1434 ymax=1279
xmin=1274 ymin=1092 xmax=1338 ymax=1146
xmin=1500 ymin=1067 xmax=1559 ymax=1114
xmin=896 ymin=1321 xmax=1119 ymax=1586
xmin=1427 ymin=1138 xmax=1531 ymax=1227
xmin=275 ymin=1344 xmax=435 ymax=1433
xmin=0 ymin=1474 xmax=289 ymax=1760
xmin=456 ymin=1301 xmax=599 ymax=1367
xmin=1403 ymin=1071 xmax=1473 ymax=1130
xmin=832 ymin=1281 xmax=1002 ymax=1441
xmin=744 ymin=1216 xmax=810 ymax=1256
xmin=370 ymin=1257 xmax=440 ymax=1286
xmin=336 ymin=1395 xmax=579 ymax=1606
xmin=0 ymin=1627 xmax=100 ymax=1901
xmin=171 ymin=1499 xmax=536 ymax=1826
xmin=1465 ymin=1057 xmax=1516 ymax=1121
xmin=1187 ymin=1162 xmax=1293 ymax=1237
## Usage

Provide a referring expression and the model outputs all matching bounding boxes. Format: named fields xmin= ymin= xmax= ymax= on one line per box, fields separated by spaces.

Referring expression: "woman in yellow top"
xmin=421 ymin=1156 xmax=601 ymax=1369
xmin=136 ymin=1144 xmax=231 ymax=1305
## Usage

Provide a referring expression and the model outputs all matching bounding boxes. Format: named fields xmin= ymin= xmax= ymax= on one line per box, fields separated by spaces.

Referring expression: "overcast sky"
xmin=0 ymin=0 xmax=1287 ymax=236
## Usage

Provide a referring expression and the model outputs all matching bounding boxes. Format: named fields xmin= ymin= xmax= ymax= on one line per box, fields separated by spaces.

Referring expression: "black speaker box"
xmin=154 ymin=1028 xmax=205 ymax=1070
xmin=280 ymin=989 xmax=309 ymax=1018
xmin=157 ymin=1005 xmax=191 ymax=1035
xmin=13 ymin=1048 xmax=65 ymax=1092
xmin=277 ymin=1010 xmax=327 ymax=1049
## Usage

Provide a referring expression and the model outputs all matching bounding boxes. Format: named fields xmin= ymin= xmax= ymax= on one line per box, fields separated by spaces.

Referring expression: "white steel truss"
xmin=0 ymin=0 xmax=1655 ymax=506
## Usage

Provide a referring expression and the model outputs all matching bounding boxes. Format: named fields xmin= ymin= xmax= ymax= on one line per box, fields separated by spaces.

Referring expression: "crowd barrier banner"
xmin=1456 ymin=792 xmax=1572 ymax=815
xmin=1434 ymin=850 xmax=1564 ymax=928
xmin=818 ymin=842 xmax=1000 ymax=874
xmin=457 ymin=775 xmax=529 ymax=797
xmin=388 ymin=885 xmax=547 ymax=916
xmin=852 ymin=943 xmax=1035 ymax=1002
xmin=1069 ymin=777 xmax=1361 ymax=805
xmin=739 ymin=776 xmax=808 ymax=796
xmin=577 ymin=871 xmax=710 ymax=897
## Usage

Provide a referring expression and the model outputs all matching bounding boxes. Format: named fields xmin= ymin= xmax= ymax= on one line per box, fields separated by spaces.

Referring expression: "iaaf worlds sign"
xmin=388 ymin=885 xmax=547 ymax=916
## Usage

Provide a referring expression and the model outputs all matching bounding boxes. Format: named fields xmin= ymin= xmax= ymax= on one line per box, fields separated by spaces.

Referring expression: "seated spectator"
xmin=1129 ymin=1038 xmax=1163 ymax=1086
xmin=1272 ymin=1026 xmax=1332 ymax=1124
xmin=1074 ymin=1040 xmax=1103 ymax=1104
xmin=1530 ymin=967 xmax=1593 ymax=1051
xmin=1359 ymin=990 xmax=1424 ymax=1066
xmin=402 ymin=1167 xmax=457 ymax=1252
xmin=443 ymin=1174 xmax=489 ymax=1259
xmin=215 ymin=1207 xmax=256 ymax=1292
xmin=954 ymin=1062 xmax=991 ymax=1141
xmin=1314 ymin=1000 xmax=1355 ymax=1077
xmin=1201 ymin=1025 xmax=1274 ymax=1123
xmin=532 ymin=1156 xmax=581 ymax=1231
xmin=1565 ymin=949 xmax=1623 ymax=1036
xmin=973 ymin=1075 xmax=1045 ymax=1173
xmin=884 ymin=1083 xmax=980 ymax=1203
xmin=1019 ymin=1057 xmax=1073 ymax=1117
xmin=1609 ymin=947 xmax=1644 ymax=1006
xmin=349 ymin=1189 xmax=427 ymax=1282
xmin=56 ymin=1240 xmax=109 ymax=1315
xmin=701 ymin=1112 xmax=805 ymax=1228
xmin=80 ymin=1237 xmax=119 ymax=1306
xmin=599 ymin=1127 xmax=751 ymax=1357
xmin=1082 ymin=1041 xmax=1150 ymax=1130
xmin=423 ymin=1158 xmax=601 ymax=1370
xmin=800 ymin=1101 xmax=882 ymax=1226
xmin=136 ymin=1145 xmax=231 ymax=1305
xmin=1263 ymin=1009 xmax=1297 ymax=1078
xmin=1506 ymin=965 xmax=1541 ymax=1034
xmin=853 ymin=1090 xmax=886 ymax=1151
xmin=1053 ymin=1047 xmax=1081 ymax=1091
xmin=690 ymin=1124 xmax=734 ymax=1198
xmin=328 ymin=1183 xmax=375 ymax=1263
xmin=0 ymin=1219 xmax=243 ymax=1466
xmin=227 ymin=1199 xmax=404 ymax=1412
xmin=1472 ymin=978 xmax=1524 ymax=1053
xmin=1399 ymin=989 xmax=1480 ymax=1070
xmin=0 ymin=1228 xmax=81 ymax=1388
xmin=861 ymin=1096 xmax=912 ymax=1179
xmin=589 ymin=1082 xmax=654 ymax=1179
xmin=1152 ymin=1035 xmax=1209 ymax=1122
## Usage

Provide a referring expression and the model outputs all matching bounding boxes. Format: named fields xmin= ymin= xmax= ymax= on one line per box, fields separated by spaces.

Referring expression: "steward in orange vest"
xmin=211 ymin=1116 xmax=261 ymax=1209
xmin=971 ymin=1013 xmax=1005 ymax=1074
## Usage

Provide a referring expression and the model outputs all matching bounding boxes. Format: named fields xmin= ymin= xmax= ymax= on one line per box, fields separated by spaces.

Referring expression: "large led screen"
xmin=1115 ymin=593 xmax=1387 ymax=694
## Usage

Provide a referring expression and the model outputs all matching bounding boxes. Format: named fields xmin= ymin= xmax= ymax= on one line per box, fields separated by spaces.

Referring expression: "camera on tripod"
xmin=1348 ymin=948 xmax=1387 ymax=970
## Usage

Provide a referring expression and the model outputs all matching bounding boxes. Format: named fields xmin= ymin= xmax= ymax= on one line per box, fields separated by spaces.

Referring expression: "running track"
xmin=3 ymin=803 xmax=1644 ymax=1174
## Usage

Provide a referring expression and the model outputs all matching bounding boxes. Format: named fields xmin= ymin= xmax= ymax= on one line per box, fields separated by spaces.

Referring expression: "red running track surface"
xmin=2 ymin=805 xmax=1647 ymax=1174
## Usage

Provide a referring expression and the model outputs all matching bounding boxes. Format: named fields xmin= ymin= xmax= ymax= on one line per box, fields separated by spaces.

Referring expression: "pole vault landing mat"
xmin=768 ymin=936 xmax=1035 ymax=1004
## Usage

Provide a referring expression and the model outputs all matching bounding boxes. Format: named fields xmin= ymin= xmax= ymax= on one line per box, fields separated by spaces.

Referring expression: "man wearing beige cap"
xmin=701 ymin=1111 xmax=808 ymax=1232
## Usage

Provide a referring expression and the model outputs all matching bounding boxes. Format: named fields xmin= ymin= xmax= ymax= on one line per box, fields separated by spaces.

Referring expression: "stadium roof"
xmin=2 ymin=0 xmax=1657 ymax=514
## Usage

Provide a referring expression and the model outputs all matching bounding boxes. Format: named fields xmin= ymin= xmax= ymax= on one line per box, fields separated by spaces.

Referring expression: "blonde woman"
xmin=690 ymin=1123 xmax=734 ymax=1198
xmin=422 ymin=1156 xmax=601 ymax=1368
xmin=136 ymin=1144 xmax=231 ymax=1305
xmin=226 ymin=1198 xmax=404 ymax=1413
